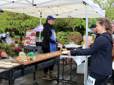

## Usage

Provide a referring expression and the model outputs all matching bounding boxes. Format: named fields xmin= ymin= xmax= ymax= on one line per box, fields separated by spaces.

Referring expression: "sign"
xmin=24 ymin=30 xmax=36 ymax=46
xmin=86 ymin=75 xmax=96 ymax=85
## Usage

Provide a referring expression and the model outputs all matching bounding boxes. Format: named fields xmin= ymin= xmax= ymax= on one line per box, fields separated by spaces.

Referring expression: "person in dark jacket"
xmin=70 ymin=18 xmax=112 ymax=85
xmin=42 ymin=15 xmax=57 ymax=80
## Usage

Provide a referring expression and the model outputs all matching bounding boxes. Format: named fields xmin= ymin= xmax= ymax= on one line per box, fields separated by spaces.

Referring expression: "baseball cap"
xmin=47 ymin=15 xmax=56 ymax=20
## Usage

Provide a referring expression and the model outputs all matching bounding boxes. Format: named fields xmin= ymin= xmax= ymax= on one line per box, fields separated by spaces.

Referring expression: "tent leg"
xmin=84 ymin=16 xmax=89 ymax=85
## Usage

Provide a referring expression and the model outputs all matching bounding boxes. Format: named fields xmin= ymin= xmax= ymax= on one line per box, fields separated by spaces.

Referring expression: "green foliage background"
xmin=57 ymin=32 xmax=82 ymax=44
xmin=0 ymin=0 xmax=114 ymax=45
xmin=0 ymin=0 xmax=113 ymax=56
xmin=0 ymin=11 xmax=40 ymax=34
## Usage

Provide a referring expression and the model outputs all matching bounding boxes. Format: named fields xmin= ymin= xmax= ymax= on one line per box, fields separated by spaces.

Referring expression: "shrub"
xmin=57 ymin=31 xmax=82 ymax=44
xmin=0 ymin=43 xmax=16 ymax=57
xmin=68 ymin=32 xmax=83 ymax=44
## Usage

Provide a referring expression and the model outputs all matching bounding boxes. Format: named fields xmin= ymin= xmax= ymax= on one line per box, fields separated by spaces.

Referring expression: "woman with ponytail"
xmin=70 ymin=18 xmax=113 ymax=85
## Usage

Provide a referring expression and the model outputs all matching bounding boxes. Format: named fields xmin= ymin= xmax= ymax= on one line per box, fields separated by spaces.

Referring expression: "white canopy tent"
xmin=0 ymin=0 xmax=105 ymax=85
xmin=0 ymin=0 xmax=105 ymax=18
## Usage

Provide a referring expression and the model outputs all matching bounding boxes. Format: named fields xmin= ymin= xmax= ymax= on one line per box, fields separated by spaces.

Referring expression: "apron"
xmin=50 ymin=29 xmax=57 ymax=52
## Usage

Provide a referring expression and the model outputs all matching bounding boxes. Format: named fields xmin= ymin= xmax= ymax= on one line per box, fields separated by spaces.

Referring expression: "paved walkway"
xmin=0 ymin=64 xmax=84 ymax=85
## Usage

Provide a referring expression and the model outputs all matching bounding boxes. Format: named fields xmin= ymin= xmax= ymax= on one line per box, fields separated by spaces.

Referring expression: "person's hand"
xmin=58 ymin=43 xmax=63 ymax=49
xmin=62 ymin=50 xmax=70 ymax=55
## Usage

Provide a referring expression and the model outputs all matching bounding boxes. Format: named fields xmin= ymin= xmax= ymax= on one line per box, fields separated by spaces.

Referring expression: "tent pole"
xmin=39 ymin=11 xmax=42 ymax=42
xmin=32 ymin=0 xmax=34 ymax=5
xmin=40 ymin=11 xmax=42 ymax=25
xmin=84 ymin=9 xmax=89 ymax=85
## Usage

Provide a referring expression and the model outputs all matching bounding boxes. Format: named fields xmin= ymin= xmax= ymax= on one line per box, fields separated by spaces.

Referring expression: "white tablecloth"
xmin=60 ymin=55 xmax=86 ymax=66
xmin=60 ymin=55 xmax=90 ymax=74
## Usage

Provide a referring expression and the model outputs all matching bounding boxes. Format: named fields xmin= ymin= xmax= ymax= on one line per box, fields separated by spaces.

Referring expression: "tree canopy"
xmin=0 ymin=0 xmax=114 ymax=36
xmin=0 ymin=11 xmax=40 ymax=34
xmin=93 ymin=0 xmax=114 ymax=20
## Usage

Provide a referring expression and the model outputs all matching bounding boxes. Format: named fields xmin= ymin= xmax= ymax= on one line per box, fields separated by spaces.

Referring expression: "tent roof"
xmin=0 ymin=0 xmax=105 ymax=18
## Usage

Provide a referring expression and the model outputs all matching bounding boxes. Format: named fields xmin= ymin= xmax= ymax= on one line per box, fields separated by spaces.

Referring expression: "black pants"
xmin=90 ymin=72 xmax=110 ymax=85
xmin=44 ymin=65 xmax=54 ymax=74
xmin=112 ymin=70 xmax=114 ymax=85
xmin=43 ymin=58 xmax=56 ymax=74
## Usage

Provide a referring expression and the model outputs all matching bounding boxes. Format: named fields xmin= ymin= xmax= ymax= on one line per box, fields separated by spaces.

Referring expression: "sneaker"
xmin=42 ymin=74 xmax=52 ymax=80
xmin=0 ymin=79 xmax=2 ymax=83
xmin=49 ymin=71 xmax=57 ymax=79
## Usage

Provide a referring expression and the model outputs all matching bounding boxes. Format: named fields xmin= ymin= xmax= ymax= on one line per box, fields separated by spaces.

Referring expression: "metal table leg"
xmin=70 ymin=59 xmax=73 ymax=82
xmin=9 ymin=70 xmax=14 ymax=85
xmin=56 ymin=58 xmax=60 ymax=85
xmin=9 ymin=80 xmax=14 ymax=85
xmin=33 ymin=65 xmax=39 ymax=85
xmin=62 ymin=58 xmax=65 ymax=85
xmin=60 ymin=58 xmax=78 ymax=85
